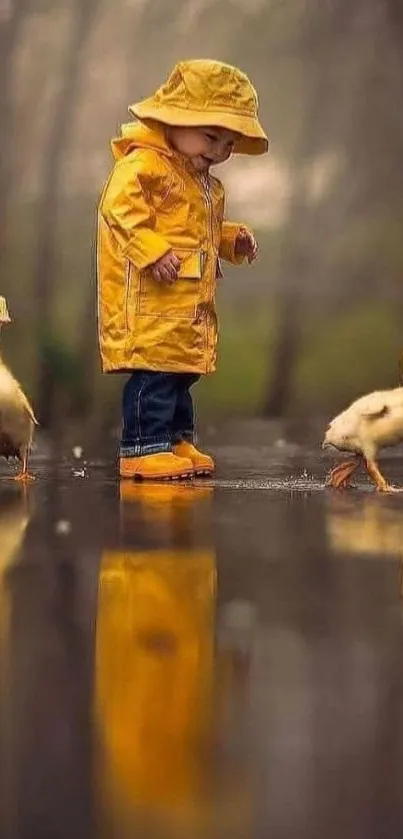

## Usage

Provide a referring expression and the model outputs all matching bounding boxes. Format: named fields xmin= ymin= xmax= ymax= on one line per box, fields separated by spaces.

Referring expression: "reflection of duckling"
xmin=326 ymin=495 xmax=403 ymax=558
xmin=326 ymin=494 xmax=403 ymax=596
xmin=0 ymin=487 xmax=30 ymax=574
xmin=323 ymin=356 xmax=403 ymax=492
xmin=0 ymin=298 xmax=38 ymax=481
xmin=0 ymin=487 xmax=31 ymax=654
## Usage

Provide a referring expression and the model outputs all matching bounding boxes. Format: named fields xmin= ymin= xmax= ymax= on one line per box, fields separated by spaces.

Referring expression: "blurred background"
xmin=2 ymin=0 xmax=403 ymax=441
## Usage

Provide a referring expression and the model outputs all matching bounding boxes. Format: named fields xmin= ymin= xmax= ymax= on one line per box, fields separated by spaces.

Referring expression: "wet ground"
xmin=2 ymin=429 xmax=403 ymax=838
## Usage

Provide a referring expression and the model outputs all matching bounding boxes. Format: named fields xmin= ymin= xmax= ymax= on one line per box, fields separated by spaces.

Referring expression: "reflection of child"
xmin=97 ymin=60 xmax=268 ymax=480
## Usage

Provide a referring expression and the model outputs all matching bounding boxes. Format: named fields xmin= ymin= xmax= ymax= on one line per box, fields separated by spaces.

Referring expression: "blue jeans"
xmin=120 ymin=371 xmax=200 ymax=457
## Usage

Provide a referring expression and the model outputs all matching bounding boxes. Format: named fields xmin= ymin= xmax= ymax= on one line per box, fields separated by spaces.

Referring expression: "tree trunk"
xmin=33 ymin=0 xmax=98 ymax=429
xmin=262 ymin=0 xmax=355 ymax=417
xmin=0 ymin=0 xmax=28 ymax=254
xmin=262 ymin=290 xmax=301 ymax=417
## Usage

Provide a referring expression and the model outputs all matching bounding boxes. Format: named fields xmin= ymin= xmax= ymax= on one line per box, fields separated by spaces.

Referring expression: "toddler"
xmin=97 ymin=59 xmax=268 ymax=479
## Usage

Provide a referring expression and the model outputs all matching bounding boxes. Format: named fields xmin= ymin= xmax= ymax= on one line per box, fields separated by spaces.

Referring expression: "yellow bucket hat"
xmin=129 ymin=59 xmax=268 ymax=156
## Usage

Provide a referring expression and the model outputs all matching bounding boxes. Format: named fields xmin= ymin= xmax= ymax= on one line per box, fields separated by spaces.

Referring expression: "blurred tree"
xmin=262 ymin=0 xmax=355 ymax=415
xmin=0 ymin=0 xmax=29 ymax=253
xmin=32 ymin=0 xmax=99 ymax=429
xmin=3 ymin=0 xmax=403 ymax=429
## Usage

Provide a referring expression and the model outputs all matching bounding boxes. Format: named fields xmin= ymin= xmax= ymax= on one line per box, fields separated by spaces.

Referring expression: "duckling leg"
xmin=14 ymin=450 xmax=35 ymax=482
xmin=365 ymin=458 xmax=401 ymax=493
xmin=326 ymin=457 xmax=360 ymax=489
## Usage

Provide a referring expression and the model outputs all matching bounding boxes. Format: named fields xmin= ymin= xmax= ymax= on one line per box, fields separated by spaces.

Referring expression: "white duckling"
xmin=0 ymin=298 xmax=38 ymax=481
xmin=322 ymin=359 xmax=403 ymax=492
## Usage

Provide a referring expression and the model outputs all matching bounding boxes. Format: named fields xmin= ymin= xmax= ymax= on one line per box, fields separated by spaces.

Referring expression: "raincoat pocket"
xmin=137 ymin=248 xmax=202 ymax=319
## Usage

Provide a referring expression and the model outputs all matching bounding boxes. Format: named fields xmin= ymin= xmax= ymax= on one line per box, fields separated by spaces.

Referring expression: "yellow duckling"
xmin=0 ymin=298 xmax=38 ymax=481
xmin=322 ymin=355 xmax=403 ymax=493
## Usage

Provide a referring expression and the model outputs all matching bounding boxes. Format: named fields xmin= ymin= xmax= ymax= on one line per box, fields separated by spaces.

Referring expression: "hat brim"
xmin=129 ymin=100 xmax=268 ymax=156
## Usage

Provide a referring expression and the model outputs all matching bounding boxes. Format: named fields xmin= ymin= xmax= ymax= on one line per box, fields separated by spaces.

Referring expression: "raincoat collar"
xmin=111 ymin=121 xmax=173 ymax=161
xmin=111 ymin=120 xmax=208 ymax=178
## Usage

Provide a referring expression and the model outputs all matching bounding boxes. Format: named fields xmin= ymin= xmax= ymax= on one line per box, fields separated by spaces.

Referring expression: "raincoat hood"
xmin=111 ymin=121 xmax=172 ymax=161
xmin=128 ymin=59 xmax=268 ymax=156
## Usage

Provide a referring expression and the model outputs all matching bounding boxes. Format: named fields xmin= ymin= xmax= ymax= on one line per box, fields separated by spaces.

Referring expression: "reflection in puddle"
xmin=325 ymin=494 xmax=403 ymax=595
xmin=0 ymin=486 xmax=32 ymax=839
xmin=94 ymin=482 xmax=253 ymax=838
xmin=0 ymin=485 xmax=31 ymax=664
xmin=0 ymin=486 xmax=31 ymax=574
xmin=0 ymin=482 xmax=97 ymax=839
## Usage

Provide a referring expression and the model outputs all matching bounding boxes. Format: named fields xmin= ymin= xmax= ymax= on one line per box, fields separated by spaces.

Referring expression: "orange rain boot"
xmin=119 ymin=452 xmax=194 ymax=481
xmin=173 ymin=441 xmax=215 ymax=476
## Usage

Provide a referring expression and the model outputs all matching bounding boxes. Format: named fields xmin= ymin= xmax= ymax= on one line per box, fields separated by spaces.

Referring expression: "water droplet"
xmin=55 ymin=520 xmax=71 ymax=536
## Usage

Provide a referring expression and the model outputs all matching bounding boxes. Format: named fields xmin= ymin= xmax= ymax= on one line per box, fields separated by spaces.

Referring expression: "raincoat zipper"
xmin=199 ymin=173 xmax=214 ymax=372
xmin=124 ymin=258 xmax=132 ymax=331
xmin=200 ymin=172 xmax=214 ymax=248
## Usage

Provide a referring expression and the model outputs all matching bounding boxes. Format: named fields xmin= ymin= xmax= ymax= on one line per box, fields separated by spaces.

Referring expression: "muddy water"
xmin=1 ymin=441 xmax=403 ymax=838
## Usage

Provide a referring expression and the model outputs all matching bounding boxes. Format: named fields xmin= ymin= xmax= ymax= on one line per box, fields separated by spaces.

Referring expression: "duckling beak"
xmin=322 ymin=440 xmax=337 ymax=452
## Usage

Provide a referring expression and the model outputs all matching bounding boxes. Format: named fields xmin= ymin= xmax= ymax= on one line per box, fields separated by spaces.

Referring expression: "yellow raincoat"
xmin=97 ymin=60 xmax=268 ymax=375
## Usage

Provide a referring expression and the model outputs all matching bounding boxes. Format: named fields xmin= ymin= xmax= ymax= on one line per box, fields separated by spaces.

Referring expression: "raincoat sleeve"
xmin=219 ymin=221 xmax=252 ymax=265
xmin=100 ymin=153 xmax=172 ymax=270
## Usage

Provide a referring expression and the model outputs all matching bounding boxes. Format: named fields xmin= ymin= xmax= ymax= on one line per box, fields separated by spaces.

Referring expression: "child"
xmin=97 ymin=59 xmax=268 ymax=480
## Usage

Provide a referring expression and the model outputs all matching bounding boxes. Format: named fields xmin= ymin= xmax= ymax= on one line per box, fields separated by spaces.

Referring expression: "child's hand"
xmin=235 ymin=227 xmax=258 ymax=264
xmin=151 ymin=251 xmax=180 ymax=284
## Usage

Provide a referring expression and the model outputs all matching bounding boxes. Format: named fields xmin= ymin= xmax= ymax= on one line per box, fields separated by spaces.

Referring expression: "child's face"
xmin=166 ymin=126 xmax=238 ymax=172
